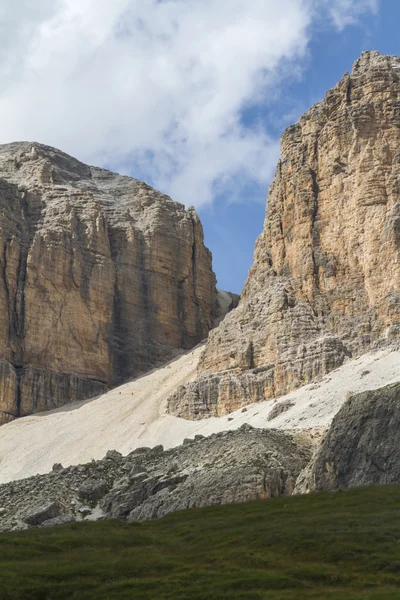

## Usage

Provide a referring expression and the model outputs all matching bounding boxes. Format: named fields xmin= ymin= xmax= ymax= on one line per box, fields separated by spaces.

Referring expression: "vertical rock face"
xmin=0 ymin=142 xmax=217 ymax=423
xmin=169 ymin=51 xmax=400 ymax=420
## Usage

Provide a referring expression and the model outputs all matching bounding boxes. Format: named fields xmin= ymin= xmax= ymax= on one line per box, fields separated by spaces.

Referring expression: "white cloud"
xmin=326 ymin=0 xmax=378 ymax=30
xmin=0 ymin=0 xmax=377 ymax=206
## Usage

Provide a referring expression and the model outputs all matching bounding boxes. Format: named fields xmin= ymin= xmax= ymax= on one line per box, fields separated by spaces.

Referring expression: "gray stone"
xmin=128 ymin=447 xmax=151 ymax=456
xmin=102 ymin=428 xmax=312 ymax=521
xmin=41 ymin=514 xmax=76 ymax=527
xmin=129 ymin=472 xmax=148 ymax=484
xmin=79 ymin=506 xmax=92 ymax=516
xmin=267 ymin=400 xmax=295 ymax=422
xmin=297 ymin=383 xmax=400 ymax=493
xmin=23 ymin=501 xmax=61 ymax=526
xmin=0 ymin=426 xmax=312 ymax=532
xmin=105 ymin=450 xmax=122 ymax=462
xmin=129 ymin=465 xmax=147 ymax=477
xmin=78 ymin=480 xmax=107 ymax=502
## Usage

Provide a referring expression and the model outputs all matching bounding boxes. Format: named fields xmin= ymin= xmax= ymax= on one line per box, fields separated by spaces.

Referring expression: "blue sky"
xmin=0 ymin=1 xmax=397 ymax=294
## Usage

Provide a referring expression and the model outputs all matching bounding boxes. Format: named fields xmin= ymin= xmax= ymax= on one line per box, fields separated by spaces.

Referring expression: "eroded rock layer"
xmin=169 ymin=51 xmax=400 ymax=419
xmin=0 ymin=142 xmax=217 ymax=423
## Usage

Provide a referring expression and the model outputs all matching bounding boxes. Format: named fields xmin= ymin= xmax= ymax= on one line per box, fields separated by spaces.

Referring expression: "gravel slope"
xmin=0 ymin=345 xmax=399 ymax=483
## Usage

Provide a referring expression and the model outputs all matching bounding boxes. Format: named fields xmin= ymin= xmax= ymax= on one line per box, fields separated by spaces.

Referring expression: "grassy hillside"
xmin=1 ymin=485 xmax=400 ymax=599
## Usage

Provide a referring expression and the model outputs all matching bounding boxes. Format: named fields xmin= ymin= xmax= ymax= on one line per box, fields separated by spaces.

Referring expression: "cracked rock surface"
xmin=0 ymin=425 xmax=312 ymax=532
xmin=169 ymin=51 xmax=400 ymax=420
xmin=0 ymin=142 xmax=217 ymax=423
xmin=295 ymin=382 xmax=400 ymax=493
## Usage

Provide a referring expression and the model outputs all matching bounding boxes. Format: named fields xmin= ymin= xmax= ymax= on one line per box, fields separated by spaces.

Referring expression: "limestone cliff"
xmin=169 ymin=51 xmax=400 ymax=419
xmin=0 ymin=142 xmax=217 ymax=423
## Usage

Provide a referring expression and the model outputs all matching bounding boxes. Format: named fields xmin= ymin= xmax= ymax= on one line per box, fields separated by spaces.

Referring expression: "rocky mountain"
xmin=0 ymin=425 xmax=312 ymax=532
xmin=0 ymin=142 xmax=218 ymax=424
xmin=295 ymin=382 xmax=400 ymax=494
xmin=1 ymin=51 xmax=400 ymax=530
xmin=169 ymin=51 xmax=400 ymax=420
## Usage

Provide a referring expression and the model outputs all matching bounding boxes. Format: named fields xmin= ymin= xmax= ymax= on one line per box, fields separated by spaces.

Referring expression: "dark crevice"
xmin=12 ymin=192 xmax=35 ymax=411
xmin=2 ymin=242 xmax=10 ymax=347
xmin=309 ymin=146 xmax=321 ymax=323
xmin=309 ymin=135 xmax=320 ymax=293
xmin=107 ymin=221 xmax=154 ymax=385
xmin=279 ymin=218 xmax=286 ymax=261
xmin=189 ymin=214 xmax=202 ymax=342
xmin=177 ymin=274 xmax=186 ymax=347
xmin=138 ymin=231 xmax=154 ymax=371
xmin=249 ymin=341 xmax=255 ymax=370
xmin=14 ymin=364 xmax=23 ymax=418
xmin=346 ymin=75 xmax=352 ymax=104
xmin=3 ymin=188 xmax=40 ymax=416
xmin=310 ymin=166 xmax=320 ymax=279
xmin=13 ymin=248 xmax=27 ymax=345
xmin=108 ymin=224 xmax=129 ymax=386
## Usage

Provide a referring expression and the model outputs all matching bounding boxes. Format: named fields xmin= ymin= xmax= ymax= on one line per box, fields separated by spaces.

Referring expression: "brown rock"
xmin=169 ymin=51 xmax=400 ymax=419
xmin=0 ymin=142 xmax=217 ymax=423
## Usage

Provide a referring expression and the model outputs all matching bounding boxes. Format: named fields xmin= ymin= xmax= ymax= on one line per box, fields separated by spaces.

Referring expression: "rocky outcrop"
xmin=296 ymin=382 xmax=400 ymax=493
xmin=0 ymin=425 xmax=312 ymax=531
xmin=169 ymin=51 xmax=400 ymax=419
xmin=0 ymin=142 xmax=217 ymax=423
xmin=214 ymin=289 xmax=240 ymax=326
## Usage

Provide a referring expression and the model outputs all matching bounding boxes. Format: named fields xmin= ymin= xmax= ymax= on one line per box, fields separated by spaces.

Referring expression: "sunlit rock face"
xmin=0 ymin=142 xmax=217 ymax=423
xmin=169 ymin=51 xmax=400 ymax=420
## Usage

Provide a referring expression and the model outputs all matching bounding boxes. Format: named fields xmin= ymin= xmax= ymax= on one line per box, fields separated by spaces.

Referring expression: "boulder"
xmin=23 ymin=501 xmax=61 ymax=526
xmin=298 ymin=382 xmax=400 ymax=493
xmin=78 ymin=480 xmax=107 ymax=502
xmin=41 ymin=514 xmax=76 ymax=527
xmin=105 ymin=450 xmax=122 ymax=462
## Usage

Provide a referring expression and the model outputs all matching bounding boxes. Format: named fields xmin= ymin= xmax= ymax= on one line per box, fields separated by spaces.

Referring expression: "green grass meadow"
xmin=1 ymin=485 xmax=400 ymax=599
